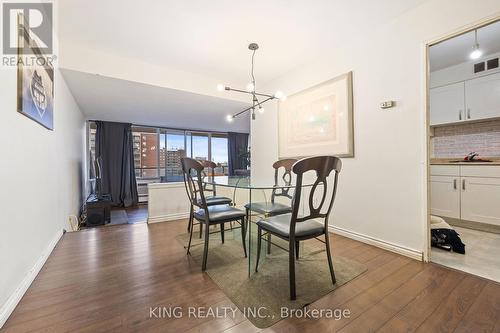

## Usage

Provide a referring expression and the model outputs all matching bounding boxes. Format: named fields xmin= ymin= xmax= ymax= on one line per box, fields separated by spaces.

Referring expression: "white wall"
xmin=253 ymin=0 xmax=500 ymax=257
xmin=0 ymin=65 xmax=85 ymax=326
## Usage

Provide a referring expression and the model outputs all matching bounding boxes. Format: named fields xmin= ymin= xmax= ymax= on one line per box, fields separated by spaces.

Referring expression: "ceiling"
xmin=59 ymin=0 xmax=427 ymax=85
xmin=58 ymin=1 xmax=428 ymax=130
xmin=430 ymin=20 xmax=500 ymax=72
xmin=61 ymin=69 xmax=251 ymax=133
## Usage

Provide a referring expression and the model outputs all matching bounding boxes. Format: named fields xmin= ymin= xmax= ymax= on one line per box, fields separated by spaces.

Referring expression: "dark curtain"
xmin=95 ymin=121 xmax=138 ymax=207
xmin=227 ymin=132 xmax=249 ymax=176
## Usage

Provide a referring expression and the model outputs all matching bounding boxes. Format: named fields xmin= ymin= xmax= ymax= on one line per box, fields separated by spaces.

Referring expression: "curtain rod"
xmin=86 ymin=120 xmax=249 ymax=135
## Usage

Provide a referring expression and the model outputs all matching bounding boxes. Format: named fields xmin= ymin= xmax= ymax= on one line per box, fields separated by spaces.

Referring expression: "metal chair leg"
xmin=267 ymin=233 xmax=272 ymax=254
xmin=245 ymin=208 xmax=249 ymax=237
xmin=187 ymin=205 xmax=193 ymax=232
xmin=220 ymin=223 xmax=225 ymax=244
xmin=186 ymin=217 xmax=194 ymax=255
xmin=202 ymin=222 xmax=210 ymax=271
xmin=324 ymin=231 xmax=336 ymax=285
xmin=289 ymin=239 xmax=297 ymax=300
xmin=241 ymin=218 xmax=247 ymax=257
xmin=255 ymin=226 xmax=262 ymax=272
xmin=199 ymin=220 xmax=203 ymax=238
xmin=295 ymin=240 xmax=300 ymax=259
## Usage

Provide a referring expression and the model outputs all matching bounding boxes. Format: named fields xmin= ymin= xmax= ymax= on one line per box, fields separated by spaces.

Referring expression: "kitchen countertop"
xmin=430 ymin=158 xmax=500 ymax=166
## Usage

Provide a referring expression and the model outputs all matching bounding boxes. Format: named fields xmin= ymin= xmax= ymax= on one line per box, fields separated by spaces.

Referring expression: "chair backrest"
xmin=198 ymin=159 xmax=218 ymax=195
xmin=271 ymin=158 xmax=297 ymax=203
xmin=181 ymin=157 xmax=208 ymax=210
xmin=290 ymin=156 xmax=342 ymax=236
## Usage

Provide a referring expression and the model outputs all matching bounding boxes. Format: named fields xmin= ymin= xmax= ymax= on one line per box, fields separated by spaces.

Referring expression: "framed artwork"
xmin=17 ymin=14 xmax=54 ymax=130
xmin=278 ymin=71 xmax=354 ymax=158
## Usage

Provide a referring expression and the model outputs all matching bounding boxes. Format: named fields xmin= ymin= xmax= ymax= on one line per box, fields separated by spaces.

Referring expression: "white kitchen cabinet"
xmin=460 ymin=177 xmax=500 ymax=226
xmin=429 ymin=82 xmax=465 ymax=126
xmin=465 ymin=72 xmax=500 ymax=121
xmin=430 ymin=175 xmax=461 ymax=219
xmin=430 ymin=165 xmax=500 ymax=226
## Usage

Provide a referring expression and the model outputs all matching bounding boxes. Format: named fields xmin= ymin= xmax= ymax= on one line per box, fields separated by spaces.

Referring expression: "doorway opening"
xmin=426 ymin=18 xmax=500 ymax=282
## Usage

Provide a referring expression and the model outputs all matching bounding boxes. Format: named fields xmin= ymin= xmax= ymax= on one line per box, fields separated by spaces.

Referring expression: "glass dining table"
xmin=201 ymin=175 xmax=315 ymax=276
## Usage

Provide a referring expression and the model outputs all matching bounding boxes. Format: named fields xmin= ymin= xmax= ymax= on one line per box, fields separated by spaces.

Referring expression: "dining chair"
xmin=244 ymin=158 xmax=297 ymax=253
xmin=186 ymin=160 xmax=233 ymax=238
xmin=181 ymin=157 xmax=247 ymax=271
xmin=254 ymin=156 xmax=342 ymax=300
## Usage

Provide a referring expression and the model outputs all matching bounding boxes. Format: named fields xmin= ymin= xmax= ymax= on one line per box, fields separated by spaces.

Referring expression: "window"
xmin=191 ymin=132 xmax=209 ymax=161
xmin=132 ymin=127 xmax=159 ymax=178
xmin=211 ymin=133 xmax=229 ymax=176
xmin=164 ymin=130 xmax=186 ymax=182
xmin=87 ymin=122 xmax=231 ymax=188
xmin=88 ymin=122 xmax=97 ymax=176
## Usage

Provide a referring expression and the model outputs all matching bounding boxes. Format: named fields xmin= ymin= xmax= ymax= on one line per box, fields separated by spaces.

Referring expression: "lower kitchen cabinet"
xmin=430 ymin=165 xmax=500 ymax=226
xmin=460 ymin=177 xmax=500 ymax=226
xmin=430 ymin=175 xmax=460 ymax=219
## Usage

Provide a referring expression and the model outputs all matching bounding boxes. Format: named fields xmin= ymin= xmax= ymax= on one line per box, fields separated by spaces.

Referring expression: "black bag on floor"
xmin=431 ymin=228 xmax=466 ymax=254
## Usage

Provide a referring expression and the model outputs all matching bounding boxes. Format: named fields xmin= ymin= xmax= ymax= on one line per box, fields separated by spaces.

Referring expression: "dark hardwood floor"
xmin=3 ymin=208 xmax=500 ymax=332
xmin=124 ymin=204 xmax=149 ymax=224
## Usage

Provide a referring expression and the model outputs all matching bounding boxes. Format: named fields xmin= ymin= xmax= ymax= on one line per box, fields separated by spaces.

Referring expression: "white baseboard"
xmin=0 ymin=229 xmax=64 ymax=328
xmin=329 ymin=225 xmax=423 ymax=261
xmin=148 ymin=212 xmax=190 ymax=224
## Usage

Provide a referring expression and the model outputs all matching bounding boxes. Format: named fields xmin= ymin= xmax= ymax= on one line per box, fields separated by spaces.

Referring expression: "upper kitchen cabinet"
xmin=465 ymin=72 xmax=500 ymax=121
xmin=429 ymin=82 xmax=465 ymax=126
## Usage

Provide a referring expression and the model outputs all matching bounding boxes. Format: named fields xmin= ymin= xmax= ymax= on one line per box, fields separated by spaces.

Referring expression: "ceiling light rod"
xmin=222 ymin=86 xmax=275 ymax=99
xmin=229 ymin=96 xmax=275 ymax=119
xmin=219 ymin=43 xmax=286 ymax=122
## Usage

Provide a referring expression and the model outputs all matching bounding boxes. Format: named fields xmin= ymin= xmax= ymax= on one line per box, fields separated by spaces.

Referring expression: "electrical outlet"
xmin=380 ymin=101 xmax=395 ymax=109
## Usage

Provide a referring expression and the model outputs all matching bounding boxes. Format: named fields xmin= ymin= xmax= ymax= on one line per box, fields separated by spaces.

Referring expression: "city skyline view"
xmin=165 ymin=133 xmax=228 ymax=164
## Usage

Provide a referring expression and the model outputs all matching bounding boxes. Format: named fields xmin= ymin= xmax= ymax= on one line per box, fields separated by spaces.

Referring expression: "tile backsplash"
xmin=432 ymin=120 xmax=500 ymax=158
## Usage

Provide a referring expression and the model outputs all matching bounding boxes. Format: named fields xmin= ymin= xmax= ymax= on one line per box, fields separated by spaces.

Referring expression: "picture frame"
xmin=278 ymin=71 xmax=354 ymax=158
xmin=17 ymin=13 xmax=54 ymax=130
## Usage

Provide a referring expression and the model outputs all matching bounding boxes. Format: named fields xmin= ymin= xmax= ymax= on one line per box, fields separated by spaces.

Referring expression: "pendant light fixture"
xmin=470 ymin=29 xmax=483 ymax=60
xmin=218 ymin=43 xmax=286 ymax=122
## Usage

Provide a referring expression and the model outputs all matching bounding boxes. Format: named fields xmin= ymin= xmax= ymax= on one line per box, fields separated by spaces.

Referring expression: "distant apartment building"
xmin=166 ymin=149 xmax=186 ymax=181
xmin=134 ymin=132 xmax=159 ymax=178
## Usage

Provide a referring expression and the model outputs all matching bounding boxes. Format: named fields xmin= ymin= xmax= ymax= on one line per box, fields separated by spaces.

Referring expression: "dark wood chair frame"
xmin=186 ymin=159 xmax=233 ymax=238
xmin=255 ymin=156 xmax=342 ymax=300
xmin=245 ymin=159 xmax=297 ymax=254
xmin=181 ymin=158 xmax=247 ymax=271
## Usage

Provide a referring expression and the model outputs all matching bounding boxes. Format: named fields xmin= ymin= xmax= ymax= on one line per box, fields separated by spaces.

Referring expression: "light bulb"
xmin=246 ymin=82 xmax=255 ymax=92
xmin=259 ymin=106 xmax=264 ymax=113
xmin=217 ymin=84 xmax=225 ymax=91
xmin=274 ymin=91 xmax=287 ymax=101
xmin=226 ymin=115 xmax=233 ymax=122
xmin=470 ymin=45 xmax=482 ymax=60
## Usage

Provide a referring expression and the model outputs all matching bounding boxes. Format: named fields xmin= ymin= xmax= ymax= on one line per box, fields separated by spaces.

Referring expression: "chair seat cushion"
xmin=244 ymin=201 xmax=291 ymax=215
xmin=198 ymin=195 xmax=232 ymax=206
xmin=256 ymin=213 xmax=325 ymax=239
xmin=194 ymin=205 xmax=245 ymax=223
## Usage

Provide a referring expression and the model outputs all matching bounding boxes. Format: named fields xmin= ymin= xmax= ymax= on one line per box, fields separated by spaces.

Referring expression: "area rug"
xmin=176 ymin=227 xmax=366 ymax=328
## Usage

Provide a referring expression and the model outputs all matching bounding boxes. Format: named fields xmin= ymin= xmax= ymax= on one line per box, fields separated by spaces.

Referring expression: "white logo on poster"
xmin=30 ymin=70 xmax=47 ymax=118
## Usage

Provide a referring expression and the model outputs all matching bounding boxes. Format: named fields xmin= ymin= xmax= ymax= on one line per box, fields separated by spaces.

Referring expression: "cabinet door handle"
xmin=453 ymin=179 xmax=457 ymax=190
xmin=459 ymin=110 xmax=463 ymax=120
xmin=462 ymin=179 xmax=466 ymax=191
xmin=467 ymin=108 xmax=471 ymax=119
